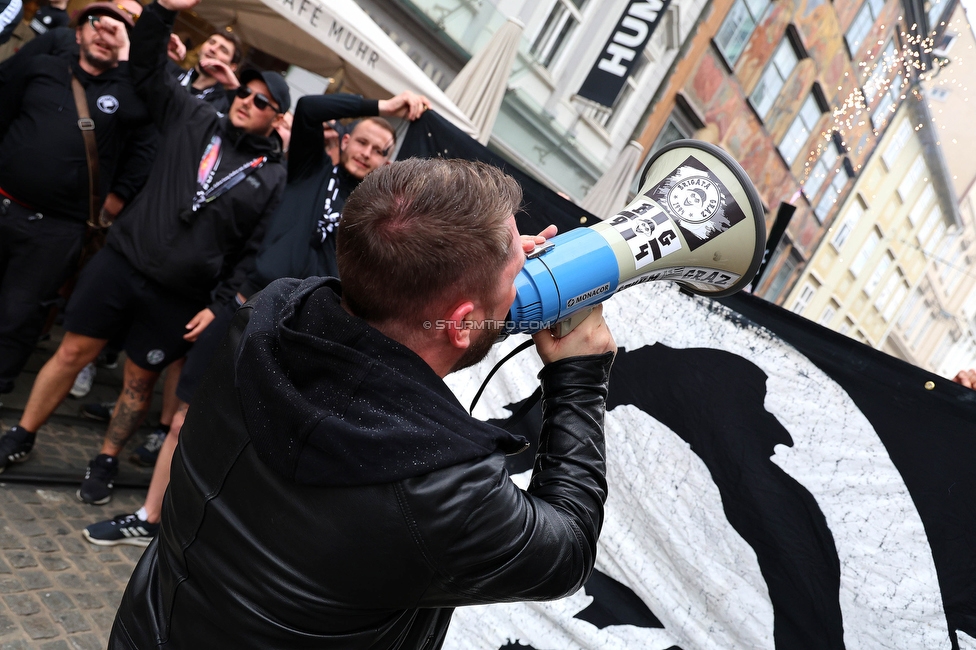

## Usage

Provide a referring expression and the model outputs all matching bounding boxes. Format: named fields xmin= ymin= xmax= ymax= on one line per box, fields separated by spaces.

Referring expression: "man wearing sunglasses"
xmin=0 ymin=1 xmax=154 ymax=400
xmin=0 ymin=0 xmax=289 ymax=508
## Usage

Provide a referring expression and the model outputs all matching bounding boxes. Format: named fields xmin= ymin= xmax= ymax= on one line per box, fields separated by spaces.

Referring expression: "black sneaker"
xmin=77 ymin=454 xmax=119 ymax=505
xmin=129 ymin=428 xmax=166 ymax=468
xmin=83 ymin=513 xmax=159 ymax=547
xmin=80 ymin=401 xmax=115 ymax=422
xmin=0 ymin=426 xmax=36 ymax=473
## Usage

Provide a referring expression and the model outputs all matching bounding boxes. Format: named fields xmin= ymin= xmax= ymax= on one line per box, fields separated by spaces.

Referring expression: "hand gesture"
xmin=167 ymin=33 xmax=187 ymax=62
xmin=199 ymin=56 xmax=240 ymax=89
xmin=378 ymin=91 xmax=430 ymax=121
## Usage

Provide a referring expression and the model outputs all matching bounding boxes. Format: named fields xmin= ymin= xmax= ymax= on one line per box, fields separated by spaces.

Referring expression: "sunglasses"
xmin=235 ymin=86 xmax=281 ymax=113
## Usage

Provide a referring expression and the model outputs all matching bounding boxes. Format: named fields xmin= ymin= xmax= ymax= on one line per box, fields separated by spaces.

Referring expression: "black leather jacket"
xmin=111 ymin=278 xmax=613 ymax=649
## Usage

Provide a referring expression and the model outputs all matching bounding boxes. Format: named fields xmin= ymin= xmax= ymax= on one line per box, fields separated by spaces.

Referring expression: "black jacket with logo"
xmin=0 ymin=27 xmax=156 ymax=220
xmin=110 ymin=277 xmax=612 ymax=649
xmin=107 ymin=1 xmax=286 ymax=310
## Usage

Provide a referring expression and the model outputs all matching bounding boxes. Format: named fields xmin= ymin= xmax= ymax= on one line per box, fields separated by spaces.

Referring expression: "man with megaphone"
xmin=110 ymin=157 xmax=618 ymax=649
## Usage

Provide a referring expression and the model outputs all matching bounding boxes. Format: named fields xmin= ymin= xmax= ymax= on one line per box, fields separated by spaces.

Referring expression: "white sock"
xmin=135 ymin=506 xmax=149 ymax=521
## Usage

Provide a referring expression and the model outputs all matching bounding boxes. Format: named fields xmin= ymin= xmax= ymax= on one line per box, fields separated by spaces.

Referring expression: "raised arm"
xmin=128 ymin=0 xmax=209 ymax=130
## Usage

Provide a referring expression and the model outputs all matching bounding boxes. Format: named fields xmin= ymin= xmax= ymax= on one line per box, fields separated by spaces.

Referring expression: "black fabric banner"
xmin=577 ymin=0 xmax=673 ymax=107
xmin=398 ymin=111 xmax=596 ymax=236
xmin=400 ymin=113 xmax=976 ymax=650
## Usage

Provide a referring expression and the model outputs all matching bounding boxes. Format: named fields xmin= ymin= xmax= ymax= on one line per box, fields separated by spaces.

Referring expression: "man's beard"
xmin=82 ymin=46 xmax=116 ymax=72
xmin=450 ymin=322 xmax=504 ymax=374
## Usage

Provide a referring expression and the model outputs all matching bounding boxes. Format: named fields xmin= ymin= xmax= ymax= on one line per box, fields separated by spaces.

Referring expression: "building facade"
xmin=783 ymin=0 xmax=976 ymax=376
xmin=356 ymin=0 xmax=709 ymax=202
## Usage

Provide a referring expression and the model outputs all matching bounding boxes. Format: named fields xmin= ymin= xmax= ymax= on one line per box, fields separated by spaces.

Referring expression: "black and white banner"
xmin=400 ymin=113 xmax=976 ymax=650
xmin=577 ymin=0 xmax=673 ymax=107
xmin=443 ymin=283 xmax=976 ymax=650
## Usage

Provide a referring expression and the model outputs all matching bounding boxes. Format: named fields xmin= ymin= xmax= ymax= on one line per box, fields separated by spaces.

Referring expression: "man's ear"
xmin=340 ymin=133 xmax=350 ymax=149
xmin=442 ymin=301 xmax=475 ymax=350
xmin=75 ymin=27 xmax=82 ymax=45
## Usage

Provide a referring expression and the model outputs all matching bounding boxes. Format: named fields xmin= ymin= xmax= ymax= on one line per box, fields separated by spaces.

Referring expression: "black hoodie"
xmin=112 ymin=277 xmax=613 ymax=649
xmin=106 ymin=2 xmax=286 ymax=310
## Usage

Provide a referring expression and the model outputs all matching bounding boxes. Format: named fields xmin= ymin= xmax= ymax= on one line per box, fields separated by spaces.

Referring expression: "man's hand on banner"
xmin=952 ymin=369 xmax=976 ymax=389
xmin=378 ymin=91 xmax=430 ymax=122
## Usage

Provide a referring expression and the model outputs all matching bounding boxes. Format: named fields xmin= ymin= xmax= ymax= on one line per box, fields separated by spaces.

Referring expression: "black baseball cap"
xmin=238 ymin=69 xmax=291 ymax=113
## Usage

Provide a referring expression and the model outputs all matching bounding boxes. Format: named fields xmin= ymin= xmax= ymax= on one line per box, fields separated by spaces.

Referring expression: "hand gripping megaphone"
xmin=506 ymin=140 xmax=767 ymax=336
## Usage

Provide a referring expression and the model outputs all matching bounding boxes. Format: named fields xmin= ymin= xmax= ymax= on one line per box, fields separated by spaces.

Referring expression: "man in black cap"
xmin=0 ymin=0 xmax=289 ymax=508
xmin=0 ymin=0 xmax=154 ymax=398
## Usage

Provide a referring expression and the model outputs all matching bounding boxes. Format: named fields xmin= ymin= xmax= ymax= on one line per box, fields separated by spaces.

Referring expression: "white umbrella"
xmin=444 ymin=17 xmax=523 ymax=145
xmin=189 ymin=0 xmax=478 ymax=137
xmin=580 ymin=140 xmax=645 ymax=219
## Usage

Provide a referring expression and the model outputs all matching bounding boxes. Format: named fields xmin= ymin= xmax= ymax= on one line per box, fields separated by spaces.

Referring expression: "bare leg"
xmin=98 ymin=359 xmax=160 ymax=457
xmin=159 ymin=357 xmax=184 ymax=428
xmin=142 ymin=400 xmax=187 ymax=524
xmin=20 ymin=332 xmax=107 ymax=432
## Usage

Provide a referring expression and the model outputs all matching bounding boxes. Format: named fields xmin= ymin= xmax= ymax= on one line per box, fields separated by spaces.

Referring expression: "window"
xmin=531 ymin=0 xmax=588 ymax=68
xmin=865 ymin=251 xmax=893 ymax=295
xmin=840 ymin=317 xmax=854 ymax=335
xmin=750 ymin=39 xmax=799 ymax=118
xmin=831 ymin=200 xmax=863 ymax=250
xmin=715 ymin=0 xmax=771 ymax=64
xmin=814 ymin=167 xmax=849 ymax=222
xmin=764 ymin=246 xmax=800 ymax=301
xmin=779 ymin=94 xmax=822 ymax=165
xmin=897 ymin=155 xmax=927 ymax=201
xmin=819 ymin=300 xmax=839 ymax=326
xmin=850 ymin=228 xmax=880 ymax=277
xmin=846 ymin=0 xmax=885 ymax=55
xmin=916 ymin=204 xmax=943 ymax=251
xmin=908 ymin=185 xmax=935 ymax=225
xmin=882 ymin=277 xmax=909 ymax=321
xmin=882 ymin=120 xmax=913 ymax=168
xmin=803 ymin=143 xmax=839 ymax=199
xmin=871 ymin=73 xmax=903 ymax=129
xmin=925 ymin=222 xmax=947 ymax=256
xmin=792 ymin=282 xmax=817 ymax=314
xmin=864 ymin=42 xmax=896 ymax=104
xmin=928 ymin=0 xmax=949 ymax=28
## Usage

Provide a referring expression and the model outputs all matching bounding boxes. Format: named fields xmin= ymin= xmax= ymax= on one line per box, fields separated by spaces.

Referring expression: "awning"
xmin=189 ymin=0 xmax=478 ymax=137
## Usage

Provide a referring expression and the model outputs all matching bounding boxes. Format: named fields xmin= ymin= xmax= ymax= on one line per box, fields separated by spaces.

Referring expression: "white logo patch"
xmin=146 ymin=349 xmax=165 ymax=365
xmin=96 ymin=95 xmax=119 ymax=114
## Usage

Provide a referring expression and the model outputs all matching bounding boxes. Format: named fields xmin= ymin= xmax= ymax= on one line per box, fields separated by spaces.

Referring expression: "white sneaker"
xmin=70 ymin=363 xmax=96 ymax=398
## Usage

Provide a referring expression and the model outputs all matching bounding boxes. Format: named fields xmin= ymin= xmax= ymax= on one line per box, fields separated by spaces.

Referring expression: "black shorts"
xmin=175 ymin=297 xmax=239 ymax=404
xmin=63 ymin=246 xmax=202 ymax=371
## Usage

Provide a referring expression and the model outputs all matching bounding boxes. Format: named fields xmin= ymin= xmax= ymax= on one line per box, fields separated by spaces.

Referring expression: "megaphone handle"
xmin=554 ymin=308 xmax=593 ymax=338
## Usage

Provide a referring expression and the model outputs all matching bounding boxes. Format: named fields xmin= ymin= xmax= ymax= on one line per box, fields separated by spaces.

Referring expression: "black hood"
xmin=234 ymin=277 xmax=529 ymax=487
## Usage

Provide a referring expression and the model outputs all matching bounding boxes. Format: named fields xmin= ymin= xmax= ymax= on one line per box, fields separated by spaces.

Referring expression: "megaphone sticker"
xmin=645 ymin=156 xmax=746 ymax=251
xmin=606 ymin=201 xmax=683 ymax=270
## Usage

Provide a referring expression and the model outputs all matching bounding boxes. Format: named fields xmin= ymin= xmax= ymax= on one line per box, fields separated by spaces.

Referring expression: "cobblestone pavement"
xmin=0 ymin=484 xmax=146 ymax=649
xmin=0 ymin=332 xmax=161 ymax=647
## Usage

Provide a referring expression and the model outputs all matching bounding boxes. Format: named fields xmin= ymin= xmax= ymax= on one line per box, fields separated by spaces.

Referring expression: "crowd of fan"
xmin=0 ymin=0 xmax=429 ymax=546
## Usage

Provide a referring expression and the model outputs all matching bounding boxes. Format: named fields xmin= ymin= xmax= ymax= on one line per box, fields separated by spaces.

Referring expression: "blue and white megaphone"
xmin=507 ymin=140 xmax=767 ymax=336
